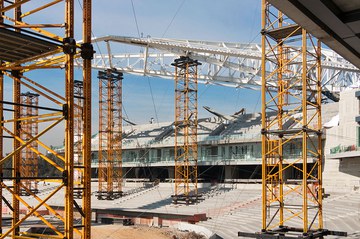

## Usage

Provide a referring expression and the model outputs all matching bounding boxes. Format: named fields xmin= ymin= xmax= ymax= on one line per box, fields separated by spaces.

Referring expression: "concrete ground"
xmin=1 ymin=182 xmax=360 ymax=239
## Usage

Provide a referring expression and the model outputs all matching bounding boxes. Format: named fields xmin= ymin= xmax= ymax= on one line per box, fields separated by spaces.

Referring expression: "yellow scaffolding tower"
xmin=240 ymin=1 xmax=346 ymax=238
xmin=0 ymin=1 xmax=93 ymax=238
xmin=97 ymin=69 xmax=123 ymax=200
xmin=261 ymin=4 xmax=323 ymax=236
xmin=20 ymin=92 xmax=39 ymax=195
xmin=171 ymin=56 xmax=201 ymax=205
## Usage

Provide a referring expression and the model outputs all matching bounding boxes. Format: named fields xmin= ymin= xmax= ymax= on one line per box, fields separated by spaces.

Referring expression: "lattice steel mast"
xmin=240 ymin=1 xmax=346 ymax=238
xmin=97 ymin=69 xmax=123 ymax=200
xmin=171 ymin=56 xmax=201 ymax=205
xmin=259 ymin=5 xmax=324 ymax=236
xmin=20 ymin=92 xmax=39 ymax=195
xmin=0 ymin=1 xmax=93 ymax=238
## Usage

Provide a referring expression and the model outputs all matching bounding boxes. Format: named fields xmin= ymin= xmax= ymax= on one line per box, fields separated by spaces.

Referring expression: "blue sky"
xmin=3 ymin=0 xmax=263 ymax=151
xmin=91 ymin=0 xmax=261 ymax=42
xmin=90 ymin=0 xmax=262 ymax=124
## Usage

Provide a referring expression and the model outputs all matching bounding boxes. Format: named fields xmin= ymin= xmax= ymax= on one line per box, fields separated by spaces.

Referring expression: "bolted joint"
xmin=302 ymin=126 xmax=307 ymax=132
xmin=16 ymin=121 xmax=21 ymax=131
xmin=63 ymin=37 xmax=77 ymax=55
xmin=316 ymin=130 xmax=323 ymax=136
xmin=81 ymin=43 xmax=95 ymax=60
xmin=279 ymin=133 xmax=284 ymax=138
xmin=63 ymin=170 xmax=68 ymax=186
xmin=62 ymin=104 xmax=68 ymax=120
xmin=16 ymin=172 xmax=20 ymax=183
xmin=261 ymin=128 xmax=267 ymax=135
xmin=260 ymin=29 xmax=267 ymax=35
xmin=11 ymin=70 xmax=21 ymax=78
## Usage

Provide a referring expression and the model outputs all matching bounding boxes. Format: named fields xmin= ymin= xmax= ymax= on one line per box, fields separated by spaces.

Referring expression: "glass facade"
xmin=90 ymin=140 xmax=305 ymax=166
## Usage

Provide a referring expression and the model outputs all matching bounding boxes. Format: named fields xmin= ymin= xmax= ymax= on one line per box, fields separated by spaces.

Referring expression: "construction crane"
xmin=0 ymin=1 xmax=93 ymax=238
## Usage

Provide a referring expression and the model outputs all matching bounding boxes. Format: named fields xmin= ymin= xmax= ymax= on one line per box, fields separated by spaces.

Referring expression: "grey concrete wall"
xmin=324 ymin=89 xmax=359 ymax=154
xmin=323 ymin=89 xmax=360 ymax=192
xmin=323 ymin=158 xmax=360 ymax=192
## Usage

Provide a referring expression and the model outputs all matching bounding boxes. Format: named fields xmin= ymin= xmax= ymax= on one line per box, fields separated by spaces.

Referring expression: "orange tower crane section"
xmin=97 ymin=69 xmax=123 ymax=200
xmin=260 ymin=4 xmax=324 ymax=236
xmin=239 ymin=1 xmax=346 ymax=238
xmin=20 ymin=92 xmax=39 ymax=195
xmin=171 ymin=56 xmax=201 ymax=205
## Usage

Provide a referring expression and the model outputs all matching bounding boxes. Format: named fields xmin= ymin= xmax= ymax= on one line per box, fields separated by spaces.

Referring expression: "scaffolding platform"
xmin=0 ymin=27 xmax=60 ymax=63
xmin=263 ymin=24 xmax=302 ymax=40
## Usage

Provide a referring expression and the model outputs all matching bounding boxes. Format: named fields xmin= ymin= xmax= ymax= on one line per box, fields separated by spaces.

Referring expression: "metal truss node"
xmin=238 ymin=1 xmax=347 ymax=237
xmin=20 ymin=92 xmax=40 ymax=196
xmin=0 ymin=1 xmax=93 ymax=238
xmin=97 ymin=69 xmax=123 ymax=200
xmin=171 ymin=56 xmax=202 ymax=205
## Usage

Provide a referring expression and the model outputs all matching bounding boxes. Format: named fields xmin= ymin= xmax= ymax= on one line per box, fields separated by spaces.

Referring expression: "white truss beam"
xmin=79 ymin=36 xmax=360 ymax=93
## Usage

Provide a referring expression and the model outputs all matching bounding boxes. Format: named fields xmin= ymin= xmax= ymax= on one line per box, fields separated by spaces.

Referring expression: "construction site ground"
xmin=91 ymin=224 xmax=205 ymax=239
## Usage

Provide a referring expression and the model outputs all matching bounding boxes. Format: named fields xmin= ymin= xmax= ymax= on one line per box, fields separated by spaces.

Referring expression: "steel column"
xmin=0 ymin=0 xmax=4 ymax=235
xmin=82 ymin=1 xmax=92 ymax=237
xmin=64 ymin=1 xmax=75 ymax=238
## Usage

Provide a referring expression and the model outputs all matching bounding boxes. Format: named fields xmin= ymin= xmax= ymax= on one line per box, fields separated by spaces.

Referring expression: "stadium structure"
xmin=1 ymin=1 xmax=360 ymax=239
xmin=51 ymin=87 xmax=360 ymax=239
xmin=64 ymin=88 xmax=358 ymax=192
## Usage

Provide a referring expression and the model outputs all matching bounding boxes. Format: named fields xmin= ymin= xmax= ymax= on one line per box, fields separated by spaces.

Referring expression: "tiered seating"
xmin=198 ymin=190 xmax=360 ymax=239
xmin=220 ymin=113 xmax=261 ymax=137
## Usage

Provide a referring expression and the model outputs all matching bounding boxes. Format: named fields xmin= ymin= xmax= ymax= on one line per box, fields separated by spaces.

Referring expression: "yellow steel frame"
xmin=0 ymin=1 xmax=3 ymax=234
xmin=172 ymin=56 xmax=200 ymax=204
xmin=20 ymin=92 xmax=39 ymax=195
xmin=0 ymin=67 xmax=3 ymax=239
xmin=261 ymin=0 xmax=323 ymax=234
xmin=98 ymin=69 xmax=123 ymax=200
xmin=0 ymin=1 xmax=92 ymax=238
